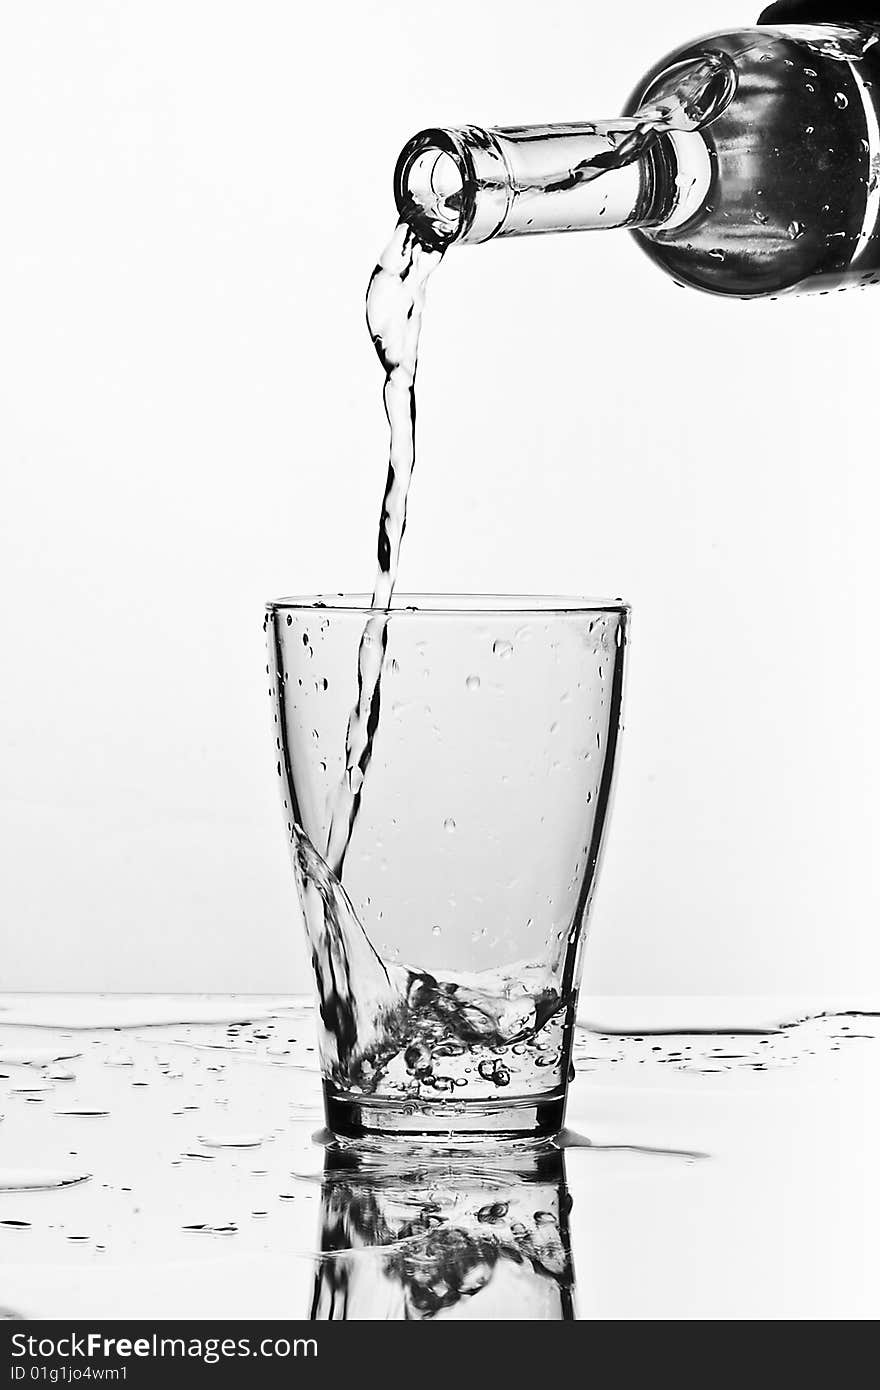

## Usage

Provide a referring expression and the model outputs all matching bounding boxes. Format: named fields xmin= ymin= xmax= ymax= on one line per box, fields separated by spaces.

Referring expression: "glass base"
xmin=323 ymin=1081 xmax=566 ymax=1142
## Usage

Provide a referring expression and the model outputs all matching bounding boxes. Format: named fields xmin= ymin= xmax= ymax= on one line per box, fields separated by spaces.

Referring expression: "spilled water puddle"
xmin=573 ymin=1008 xmax=880 ymax=1075
xmin=0 ymin=994 xmax=876 ymax=1281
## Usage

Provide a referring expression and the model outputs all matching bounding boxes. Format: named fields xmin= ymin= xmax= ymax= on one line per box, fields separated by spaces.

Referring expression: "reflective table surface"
xmin=1 ymin=995 xmax=877 ymax=1320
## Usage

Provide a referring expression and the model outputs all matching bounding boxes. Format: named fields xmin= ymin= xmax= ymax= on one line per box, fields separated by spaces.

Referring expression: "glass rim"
xmin=266 ymin=592 xmax=630 ymax=618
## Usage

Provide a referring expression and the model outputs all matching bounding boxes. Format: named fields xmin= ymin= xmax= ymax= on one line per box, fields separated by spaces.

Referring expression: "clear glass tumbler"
xmin=265 ymin=594 xmax=628 ymax=1141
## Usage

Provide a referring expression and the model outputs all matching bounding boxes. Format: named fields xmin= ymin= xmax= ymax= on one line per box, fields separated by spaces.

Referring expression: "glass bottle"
xmin=394 ymin=8 xmax=880 ymax=297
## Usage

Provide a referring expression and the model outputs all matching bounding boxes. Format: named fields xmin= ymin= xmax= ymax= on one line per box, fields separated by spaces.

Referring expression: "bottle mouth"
xmin=394 ymin=130 xmax=468 ymax=246
xmin=394 ymin=127 xmax=513 ymax=248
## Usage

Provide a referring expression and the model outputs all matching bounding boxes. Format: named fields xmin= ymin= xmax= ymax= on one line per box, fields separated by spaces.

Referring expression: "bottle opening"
xmin=394 ymin=130 xmax=469 ymax=247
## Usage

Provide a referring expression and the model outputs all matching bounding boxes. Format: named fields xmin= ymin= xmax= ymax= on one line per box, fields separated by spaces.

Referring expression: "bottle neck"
xmin=394 ymin=50 xmax=738 ymax=247
xmin=394 ymin=120 xmax=710 ymax=247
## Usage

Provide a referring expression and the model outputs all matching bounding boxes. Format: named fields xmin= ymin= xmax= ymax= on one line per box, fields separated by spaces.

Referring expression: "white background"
xmin=2 ymin=0 xmax=879 ymax=996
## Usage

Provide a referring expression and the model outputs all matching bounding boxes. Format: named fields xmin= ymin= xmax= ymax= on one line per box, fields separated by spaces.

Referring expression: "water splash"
xmin=291 ymin=826 xmax=565 ymax=1101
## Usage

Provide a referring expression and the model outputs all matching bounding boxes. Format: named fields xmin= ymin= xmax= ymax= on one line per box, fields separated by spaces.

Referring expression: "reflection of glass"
xmin=267 ymin=595 xmax=628 ymax=1140
xmin=310 ymin=1142 xmax=576 ymax=1320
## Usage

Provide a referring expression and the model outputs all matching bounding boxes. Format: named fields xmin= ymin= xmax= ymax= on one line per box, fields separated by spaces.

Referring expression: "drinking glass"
xmin=265 ymin=594 xmax=628 ymax=1141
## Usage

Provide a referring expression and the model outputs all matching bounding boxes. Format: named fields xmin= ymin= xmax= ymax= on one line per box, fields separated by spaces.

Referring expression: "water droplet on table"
xmin=0 ymin=1171 xmax=91 ymax=1192
xmin=198 ymin=1134 xmax=267 ymax=1149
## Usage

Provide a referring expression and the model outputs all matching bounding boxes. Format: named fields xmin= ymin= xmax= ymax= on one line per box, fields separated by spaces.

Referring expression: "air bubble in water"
xmin=492 ymin=640 xmax=514 ymax=659
xmin=431 ymin=924 xmax=441 ymax=937
xmin=465 ymin=674 xmax=481 ymax=691
xmin=788 ymin=220 xmax=805 ymax=240
xmin=477 ymin=1059 xmax=511 ymax=1087
xmin=477 ymin=1202 xmax=509 ymax=1223
xmin=834 ymin=92 xmax=848 ymax=109
xmin=404 ymin=1043 xmax=432 ymax=1073
xmin=443 ymin=818 xmax=456 ymax=833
